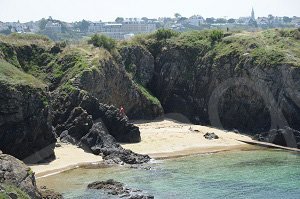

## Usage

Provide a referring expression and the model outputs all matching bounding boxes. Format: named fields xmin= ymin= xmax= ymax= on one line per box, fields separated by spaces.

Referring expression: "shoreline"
xmin=33 ymin=143 xmax=258 ymax=179
xmin=30 ymin=119 xmax=297 ymax=179
xmin=148 ymin=144 xmax=261 ymax=160
xmin=29 ymin=143 xmax=103 ymax=179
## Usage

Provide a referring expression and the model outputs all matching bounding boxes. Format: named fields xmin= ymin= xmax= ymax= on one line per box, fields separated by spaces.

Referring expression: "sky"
xmin=0 ymin=0 xmax=299 ymax=22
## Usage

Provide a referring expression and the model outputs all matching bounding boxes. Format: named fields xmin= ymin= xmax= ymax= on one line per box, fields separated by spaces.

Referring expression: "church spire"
xmin=251 ymin=7 xmax=255 ymax=20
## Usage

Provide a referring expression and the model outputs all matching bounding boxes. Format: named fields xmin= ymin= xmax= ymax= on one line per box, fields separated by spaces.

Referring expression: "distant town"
xmin=1 ymin=8 xmax=300 ymax=41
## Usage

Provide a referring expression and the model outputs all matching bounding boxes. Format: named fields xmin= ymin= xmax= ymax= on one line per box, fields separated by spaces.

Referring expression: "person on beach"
xmin=119 ymin=105 xmax=126 ymax=117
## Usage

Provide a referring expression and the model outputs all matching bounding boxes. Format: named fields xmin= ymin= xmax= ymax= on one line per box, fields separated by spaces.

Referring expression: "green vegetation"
xmin=27 ymin=168 xmax=34 ymax=175
xmin=88 ymin=34 xmax=116 ymax=52
xmin=0 ymin=184 xmax=30 ymax=199
xmin=60 ymin=80 xmax=77 ymax=93
xmin=125 ymin=28 xmax=300 ymax=68
xmin=136 ymin=83 xmax=161 ymax=106
xmin=0 ymin=60 xmax=45 ymax=87
xmin=0 ymin=42 xmax=20 ymax=67
xmin=153 ymin=29 xmax=179 ymax=41
xmin=251 ymin=47 xmax=284 ymax=68
xmin=0 ymin=33 xmax=52 ymax=47
xmin=209 ymin=30 xmax=224 ymax=44
xmin=0 ymin=29 xmax=299 ymax=104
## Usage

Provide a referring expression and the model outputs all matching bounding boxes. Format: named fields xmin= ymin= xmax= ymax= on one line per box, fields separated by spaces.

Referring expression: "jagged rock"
xmin=0 ymin=153 xmax=41 ymax=198
xmin=254 ymin=126 xmax=300 ymax=149
xmin=52 ymin=89 xmax=141 ymax=143
xmin=80 ymin=122 xmax=150 ymax=164
xmin=79 ymin=122 xmax=119 ymax=153
xmin=51 ymin=88 xmax=150 ymax=164
xmin=98 ymin=104 xmax=141 ymax=143
xmin=0 ymin=83 xmax=56 ymax=163
xmin=58 ymin=107 xmax=93 ymax=144
xmin=40 ymin=188 xmax=63 ymax=199
xmin=87 ymin=179 xmax=154 ymax=199
xmin=120 ymin=45 xmax=155 ymax=86
xmin=203 ymin=132 xmax=219 ymax=140
xmin=73 ymin=50 xmax=163 ymax=119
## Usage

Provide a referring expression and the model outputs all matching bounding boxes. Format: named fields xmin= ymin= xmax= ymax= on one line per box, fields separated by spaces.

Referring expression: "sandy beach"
xmin=122 ymin=119 xmax=255 ymax=158
xmin=29 ymin=143 xmax=103 ymax=178
xmin=30 ymin=119 xmax=256 ymax=178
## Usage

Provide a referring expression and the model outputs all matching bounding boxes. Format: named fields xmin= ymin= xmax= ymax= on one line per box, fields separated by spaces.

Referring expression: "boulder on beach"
xmin=254 ymin=126 xmax=300 ymax=149
xmin=204 ymin=132 xmax=219 ymax=140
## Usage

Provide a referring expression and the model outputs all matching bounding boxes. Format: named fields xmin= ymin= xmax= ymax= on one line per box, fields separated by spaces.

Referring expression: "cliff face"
xmin=0 ymin=151 xmax=41 ymax=198
xmin=151 ymin=48 xmax=300 ymax=133
xmin=124 ymin=29 xmax=300 ymax=134
xmin=1 ymin=29 xmax=300 ymax=160
xmin=74 ymin=49 xmax=163 ymax=119
xmin=0 ymin=59 xmax=55 ymax=162
xmin=0 ymin=34 xmax=164 ymax=162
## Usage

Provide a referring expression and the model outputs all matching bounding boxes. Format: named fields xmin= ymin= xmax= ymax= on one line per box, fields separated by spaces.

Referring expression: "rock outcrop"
xmin=120 ymin=45 xmax=155 ymax=87
xmin=80 ymin=122 xmax=150 ymax=164
xmin=52 ymin=88 xmax=150 ymax=164
xmin=0 ymin=151 xmax=41 ymax=198
xmin=123 ymin=29 xmax=300 ymax=134
xmin=254 ymin=127 xmax=300 ymax=149
xmin=39 ymin=186 xmax=63 ymax=199
xmin=87 ymin=179 xmax=154 ymax=199
xmin=52 ymin=88 xmax=141 ymax=143
xmin=74 ymin=50 xmax=163 ymax=119
xmin=0 ymin=61 xmax=56 ymax=163
xmin=203 ymin=132 xmax=219 ymax=140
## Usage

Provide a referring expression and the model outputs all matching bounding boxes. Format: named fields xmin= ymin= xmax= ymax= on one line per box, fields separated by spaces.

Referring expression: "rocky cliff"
xmin=122 ymin=29 xmax=300 ymax=134
xmin=0 ymin=151 xmax=41 ymax=198
xmin=1 ymin=29 xmax=300 ymax=161
xmin=0 ymin=34 xmax=158 ymax=163
xmin=0 ymin=59 xmax=55 ymax=163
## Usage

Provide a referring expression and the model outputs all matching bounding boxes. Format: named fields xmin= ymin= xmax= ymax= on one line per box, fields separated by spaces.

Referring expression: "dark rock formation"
xmin=0 ymin=151 xmax=41 ymax=198
xmin=87 ymin=179 xmax=154 ymax=199
xmin=52 ymin=89 xmax=150 ymax=164
xmin=52 ymin=89 xmax=141 ymax=143
xmin=254 ymin=127 xmax=300 ymax=149
xmin=120 ymin=45 xmax=155 ymax=86
xmin=123 ymin=41 xmax=300 ymax=134
xmin=59 ymin=107 xmax=93 ymax=144
xmin=78 ymin=122 xmax=150 ymax=164
xmin=74 ymin=50 xmax=163 ymax=120
xmin=0 ymin=83 xmax=56 ymax=163
xmin=203 ymin=132 xmax=219 ymax=140
xmin=39 ymin=186 xmax=63 ymax=199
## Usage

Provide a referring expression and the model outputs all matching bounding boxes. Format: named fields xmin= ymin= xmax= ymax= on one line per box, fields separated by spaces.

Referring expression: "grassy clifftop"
xmin=0 ymin=60 xmax=45 ymax=87
xmin=1 ymin=28 xmax=299 ymax=89
xmin=122 ymin=28 xmax=300 ymax=68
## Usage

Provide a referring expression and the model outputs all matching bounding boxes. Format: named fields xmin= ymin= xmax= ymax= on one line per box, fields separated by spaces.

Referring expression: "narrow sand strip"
xmin=29 ymin=143 xmax=103 ymax=178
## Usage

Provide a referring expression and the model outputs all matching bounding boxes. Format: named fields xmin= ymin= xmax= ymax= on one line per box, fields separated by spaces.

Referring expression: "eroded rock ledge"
xmin=87 ymin=179 xmax=154 ymax=199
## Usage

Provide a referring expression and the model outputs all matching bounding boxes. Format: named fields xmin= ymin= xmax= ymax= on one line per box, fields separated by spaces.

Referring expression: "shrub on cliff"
xmin=209 ymin=30 xmax=224 ymax=44
xmin=88 ymin=34 xmax=116 ymax=52
xmin=154 ymin=29 xmax=179 ymax=41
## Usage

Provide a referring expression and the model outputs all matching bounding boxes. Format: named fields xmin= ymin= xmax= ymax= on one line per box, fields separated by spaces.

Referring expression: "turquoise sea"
xmin=38 ymin=149 xmax=300 ymax=199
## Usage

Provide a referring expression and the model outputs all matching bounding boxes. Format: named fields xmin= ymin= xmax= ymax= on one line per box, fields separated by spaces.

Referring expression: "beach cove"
xmin=30 ymin=119 xmax=257 ymax=178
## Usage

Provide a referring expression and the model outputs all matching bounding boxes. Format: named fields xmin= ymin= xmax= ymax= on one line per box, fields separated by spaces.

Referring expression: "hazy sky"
xmin=1 ymin=0 xmax=299 ymax=22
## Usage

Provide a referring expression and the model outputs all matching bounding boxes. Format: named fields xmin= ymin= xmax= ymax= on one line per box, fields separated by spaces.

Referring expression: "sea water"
xmin=38 ymin=149 xmax=300 ymax=199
